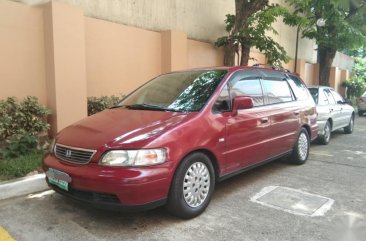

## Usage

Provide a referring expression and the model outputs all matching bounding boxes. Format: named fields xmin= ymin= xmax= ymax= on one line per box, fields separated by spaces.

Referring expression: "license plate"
xmin=46 ymin=168 xmax=72 ymax=191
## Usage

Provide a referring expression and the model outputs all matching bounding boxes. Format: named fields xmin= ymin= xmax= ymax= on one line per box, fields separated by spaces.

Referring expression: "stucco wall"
xmin=187 ymin=40 xmax=224 ymax=68
xmin=0 ymin=0 xmax=47 ymax=105
xmin=85 ymin=17 xmax=162 ymax=97
xmin=12 ymin=0 xmax=234 ymax=43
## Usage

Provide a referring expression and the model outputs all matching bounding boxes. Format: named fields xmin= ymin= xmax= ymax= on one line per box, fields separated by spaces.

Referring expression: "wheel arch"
xmin=173 ymin=148 xmax=221 ymax=184
xmin=301 ymin=124 xmax=312 ymax=139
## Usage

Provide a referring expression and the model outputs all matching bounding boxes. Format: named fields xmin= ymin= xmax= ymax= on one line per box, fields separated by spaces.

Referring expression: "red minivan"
xmin=43 ymin=66 xmax=318 ymax=219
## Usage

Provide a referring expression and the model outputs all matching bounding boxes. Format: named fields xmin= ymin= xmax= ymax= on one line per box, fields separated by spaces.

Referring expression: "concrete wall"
xmin=11 ymin=0 xmax=234 ymax=43
xmin=11 ymin=0 xmax=317 ymax=62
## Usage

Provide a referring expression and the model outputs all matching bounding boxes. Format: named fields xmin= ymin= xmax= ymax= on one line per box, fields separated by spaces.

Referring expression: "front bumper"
xmin=43 ymin=154 xmax=173 ymax=209
xmin=358 ymin=103 xmax=366 ymax=111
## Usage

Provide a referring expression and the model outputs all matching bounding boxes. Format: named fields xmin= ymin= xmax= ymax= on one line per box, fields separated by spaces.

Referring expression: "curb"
xmin=0 ymin=174 xmax=49 ymax=201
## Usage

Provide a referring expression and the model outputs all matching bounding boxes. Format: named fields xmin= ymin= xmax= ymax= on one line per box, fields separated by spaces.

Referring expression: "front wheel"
xmin=167 ymin=152 xmax=215 ymax=219
xmin=289 ymin=128 xmax=310 ymax=165
xmin=318 ymin=121 xmax=331 ymax=145
xmin=344 ymin=115 xmax=354 ymax=134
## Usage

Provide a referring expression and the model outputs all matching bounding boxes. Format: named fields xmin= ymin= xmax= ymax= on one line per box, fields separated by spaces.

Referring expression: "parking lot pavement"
xmin=1 ymin=117 xmax=366 ymax=241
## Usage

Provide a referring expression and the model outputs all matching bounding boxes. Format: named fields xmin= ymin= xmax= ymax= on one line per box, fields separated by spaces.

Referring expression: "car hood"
xmin=56 ymin=108 xmax=192 ymax=150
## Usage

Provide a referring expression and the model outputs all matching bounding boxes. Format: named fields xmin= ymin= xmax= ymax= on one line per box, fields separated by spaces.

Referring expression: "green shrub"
xmin=342 ymin=77 xmax=366 ymax=99
xmin=0 ymin=96 xmax=50 ymax=140
xmin=0 ymin=151 xmax=44 ymax=180
xmin=0 ymin=96 xmax=50 ymax=159
xmin=1 ymin=133 xmax=38 ymax=159
xmin=87 ymin=95 xmax=124 ymax=116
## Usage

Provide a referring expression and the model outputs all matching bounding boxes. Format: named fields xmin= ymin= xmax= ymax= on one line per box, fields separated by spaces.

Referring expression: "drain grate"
xmin=250 ymin=186 xmax=334 ymax=216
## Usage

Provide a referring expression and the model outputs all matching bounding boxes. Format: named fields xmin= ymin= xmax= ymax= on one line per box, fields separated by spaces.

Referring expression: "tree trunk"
xmin=318 ymin=47 xmax=336 ymax=86
xmin=224 ymin=44 xmax=236 ymax=66
xmin=240 ymin=45 xmax=251 ymax=66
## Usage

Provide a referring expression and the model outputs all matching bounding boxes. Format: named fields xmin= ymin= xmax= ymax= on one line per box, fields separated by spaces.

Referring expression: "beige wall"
xmin=43 ymin=1 xmax=87 ymax=134
xmin=12 ymin=0 xmax=234 ymax=43
xmin=0 ymin=0 xmax=354 ymax=135
xmin=0 ymin=0 xmax=47 ymax=105
xmin=11 ymin=0 xmax=315 ymax=61
xmin=85 ymin=17 xmax=162 ymax=97
xmin=187 ymin=40 xmax=224 ymax=68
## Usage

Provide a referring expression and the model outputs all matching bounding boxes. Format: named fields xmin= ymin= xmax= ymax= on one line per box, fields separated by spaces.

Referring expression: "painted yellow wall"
xmin=0 ymin=0 xmax=47 ymax=105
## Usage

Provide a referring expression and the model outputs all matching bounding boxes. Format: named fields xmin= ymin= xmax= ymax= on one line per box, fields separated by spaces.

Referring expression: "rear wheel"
xmin=289 ymin=128 xmax=310 ymax=165
xmin=318 ymin=121 xmax=331 ymax=145
xmin=358 ymin=110 xmax=364 ymax=116
xmin=167 ymin=152 xmax=215 ymax=219
xmin=344 ymin=115 xmax=354 ymax=134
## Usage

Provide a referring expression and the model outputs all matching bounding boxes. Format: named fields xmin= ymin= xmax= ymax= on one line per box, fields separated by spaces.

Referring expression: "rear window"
xmin=287 ymin=75 xmax=309 ymax=101
xmin=308 ymin=88 xmax=318 ymax=104
xmin=262 ymin=79 xmax=293 ymax=104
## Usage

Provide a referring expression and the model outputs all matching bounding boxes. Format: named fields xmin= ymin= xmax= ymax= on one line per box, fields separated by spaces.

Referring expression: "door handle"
xmin=261 ymin=117 xmax=269 ymax=123
xmin=294 ymin=111 xmax=300 ymax=116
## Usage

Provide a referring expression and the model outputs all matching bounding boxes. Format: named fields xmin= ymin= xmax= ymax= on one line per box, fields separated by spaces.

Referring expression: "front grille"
xmin=54 ymin=144 xmax=96 ymax=164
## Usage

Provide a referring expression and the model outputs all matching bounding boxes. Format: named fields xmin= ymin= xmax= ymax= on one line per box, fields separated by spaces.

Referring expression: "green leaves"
xmin=286 ymin=0 xmax=366 ymax=52
xmin=87 ymin=95 xmax=125 ymax=116
xmin=342 ymin=57 xmax=366 ymax=98
xmin=0 ymin=96 xmax=50 ymax=159
xmin=2 ymin=133 xmax=38 ymax=159
xmin=215 ymin=3 xmax=294 ymax=67
xmin=0 ymin=97 xmax=50 ymax=142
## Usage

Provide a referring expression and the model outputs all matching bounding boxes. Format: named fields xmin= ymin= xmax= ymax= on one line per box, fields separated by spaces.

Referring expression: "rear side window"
xmin=324 ymin=89 xmax=336 ymax=105
xmin=287 ymin=75 xmax=309 ymax=101
xmin=330 ymin=89 xmax=344 ymax=104
xmin=262 ymin=79 xmax=293 ymax=104
xmin=230 ymin=79 xmax=264 ymax=107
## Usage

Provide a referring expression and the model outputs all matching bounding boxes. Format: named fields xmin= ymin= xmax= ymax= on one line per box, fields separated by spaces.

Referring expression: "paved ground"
xmin=1 ymin=117 xmax=366 ymax=241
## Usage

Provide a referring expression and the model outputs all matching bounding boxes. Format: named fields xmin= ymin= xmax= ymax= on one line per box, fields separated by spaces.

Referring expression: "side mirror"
xmin=232 ymin=96 xmax=253 ymax=115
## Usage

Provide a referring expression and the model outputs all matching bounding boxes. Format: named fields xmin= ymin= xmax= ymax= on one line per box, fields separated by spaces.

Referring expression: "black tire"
xmin=289 ymin=128 xmax=310 ymax=165
xmin=167 ymin=152 xmax=215 ymax=219
xmin=318 ymin=121 xmax=331 ymax=145
xmin=358 ymin=110 xmax=363 ymax=116
xmin=344 ymin=114 xmax=354 ymax=134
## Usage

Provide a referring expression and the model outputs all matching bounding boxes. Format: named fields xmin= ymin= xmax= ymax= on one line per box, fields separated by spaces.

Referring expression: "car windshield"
xmin=308 ymin=88 xmax=318 ymax=104
xmin=116 ymin=70 xmax=227 ymax=112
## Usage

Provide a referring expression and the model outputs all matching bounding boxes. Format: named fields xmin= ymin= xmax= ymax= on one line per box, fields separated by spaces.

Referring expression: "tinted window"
xmin=230 ymin=79 xmax=264 ymax=106
xmin=119 ymin=70 xmax=227 ymax=112
xmin=308 ymin=88 xmax=319 ymax=104
xmin=262 ymin=79 xmax=293 ymax=104
xmin=287 ymin=75 xmax=309 ymax=100
xmin=323 ymin=89 xmax=336 ymax=105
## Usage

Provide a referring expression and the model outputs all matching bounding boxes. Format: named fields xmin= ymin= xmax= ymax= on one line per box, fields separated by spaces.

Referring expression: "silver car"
xmin=308 ymin=86 xmax=355 ymax=145
xmin=357 ymin=91 xmax=366 ymax=116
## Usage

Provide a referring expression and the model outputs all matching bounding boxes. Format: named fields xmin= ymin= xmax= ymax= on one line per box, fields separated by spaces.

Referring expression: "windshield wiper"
xmin=121 ymin=104 xmax=181 ymax=112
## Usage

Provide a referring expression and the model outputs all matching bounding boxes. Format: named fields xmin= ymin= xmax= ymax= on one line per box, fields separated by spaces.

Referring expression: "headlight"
xmin=99 ymin=149 xmax=167 ymax=166
xmin=49 ymin=139 xmax=56 ymax=154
